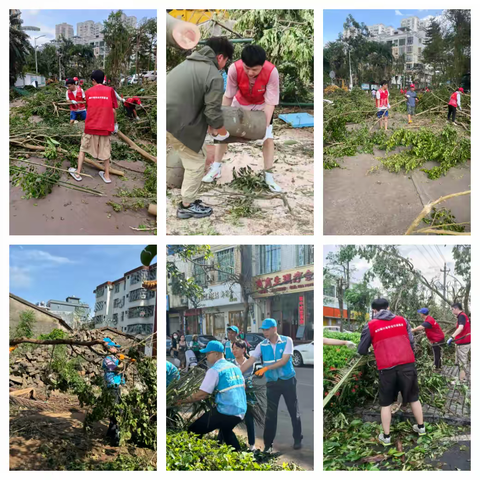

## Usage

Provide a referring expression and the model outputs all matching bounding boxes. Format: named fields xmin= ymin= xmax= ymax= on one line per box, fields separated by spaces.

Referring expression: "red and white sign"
xmin=252 ymin=267 xmax=314 ymax=297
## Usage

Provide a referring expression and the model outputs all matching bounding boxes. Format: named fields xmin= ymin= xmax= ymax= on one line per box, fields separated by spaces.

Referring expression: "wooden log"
xmin=221 ymin=106 xmax=267 ymax=140
xmin=148 ymin=204 xmax=157 ymax=216
xmin=166 ymin=13 xmax=201 ymax=50
xmin=9 ymin=388 xmax=36 ymax=399
xmin=166 ymin=148 xmax=184 ymax=188
xmin=83 ymin=157 xmax=124 ymax=177
xmin=117 ymin=130 xmax=157 ymax=164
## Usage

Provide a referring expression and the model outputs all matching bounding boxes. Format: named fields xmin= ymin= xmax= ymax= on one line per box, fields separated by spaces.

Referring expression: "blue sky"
xmin=324 ymin=9 xmax=444 ymax=44
xmin=10 ymin=245 xmax=150 ymax=312
xmin=19 ymin=9 xmax=157 ymax=47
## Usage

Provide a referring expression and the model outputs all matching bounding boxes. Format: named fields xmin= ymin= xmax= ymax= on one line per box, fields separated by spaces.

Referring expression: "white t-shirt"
xmin=251 ymin=335 xmax=294 ymax=360
xmin=199 ymin=359 xmax=245 ymax=419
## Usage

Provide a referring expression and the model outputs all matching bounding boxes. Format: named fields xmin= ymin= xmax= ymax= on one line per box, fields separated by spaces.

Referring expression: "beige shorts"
xmin=80 ymin=133 xmax=111 ymax=161
xmin=455 ymin=343 xmax=471 ymax=368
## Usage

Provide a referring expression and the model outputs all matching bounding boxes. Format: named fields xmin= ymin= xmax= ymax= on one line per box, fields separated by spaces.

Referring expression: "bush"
xmin=167 ymin=431 xmax=301 ymax=471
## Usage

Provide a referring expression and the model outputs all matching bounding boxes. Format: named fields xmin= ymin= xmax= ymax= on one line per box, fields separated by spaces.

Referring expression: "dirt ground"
xmin=324 ymin=111 xmax=471 ymax=235
xmin=167 ymin=121 xmax=314 ymax=236
xmin=9 ymin=390 xmax=156 ymax=471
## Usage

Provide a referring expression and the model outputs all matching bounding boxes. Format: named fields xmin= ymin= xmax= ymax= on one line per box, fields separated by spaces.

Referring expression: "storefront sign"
xmin=194 ymin=283 xmax=242 ymax=308
xmin=252 ymin=266 xmax=314 ymax=297
xmin=299 ymin=295 xmax=305 ymax=325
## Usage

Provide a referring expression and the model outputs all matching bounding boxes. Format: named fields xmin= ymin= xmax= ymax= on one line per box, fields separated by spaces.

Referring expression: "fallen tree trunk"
xmin=10 ymin=337 xmax=106 ymax=347
xmin=166 ymin=12 xmax=201 ymax=50
xmin=221 ymin=106 xmax=267 ymax=140
xmin=83 ymin=157 xmax=125 ymax=177
xmin=117 ymin=130 xmax=157 ymax=164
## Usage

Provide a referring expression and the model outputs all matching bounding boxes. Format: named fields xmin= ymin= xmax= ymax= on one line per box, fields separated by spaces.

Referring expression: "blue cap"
xmin=227 ymin=326 xmax=239 ymax=334
xmin=200 ymin=340 xmax=225 ymax=354
xmin=261 ymin=318 xmax=277 ymax=329
xmin=417 ymin=308 xmax=429 ymax=315
xmin=103 ymin=337 xmax=121 ymax=348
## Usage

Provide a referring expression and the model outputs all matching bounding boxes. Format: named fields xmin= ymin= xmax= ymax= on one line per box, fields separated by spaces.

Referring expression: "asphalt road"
xmin=239 ymin=366 xmax=314 ymax=470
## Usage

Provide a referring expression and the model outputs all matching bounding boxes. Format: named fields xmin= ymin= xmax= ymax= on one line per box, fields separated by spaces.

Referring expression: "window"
xmin=216 ymin=248 xmax=235 ymax=282
xmin=128 ymin=305 xmax=155 ymax=319
xmin=130 ymin=288 xmax=148 ymax=302
xmin=407 ymin=36 xmax=414 ymax=45
xmin=193 ymin=258 xmax=208 ymax=287
xmin=95 ymin=286 xmax=105 ymax=298
xmin=121 ymin=312 xmax=124 ymax=322
xmin=297 ymin=245 xmax=314 ymax=266
xmin=258 ymin=245 xmax=281 ymax=274
xmin=114 ymin=283 xmax=120 ymax=293
xmin=130 ymin=269 xmax=148 ymax=286
xmin=94 ymin=301 xmax=104 ymax=311
xmin=126 ymin=323 xmax=153 ymax=335
xmin=113 ymin=313 xmax=118 ymax=324
xmin=399 ymin=38 xmax=405 ymax=46
xmin=114 ymin=298 xmax=124 ymax=308
xmin=148 ymin=265 xmax=157 ymax=280
xmin=407 ymin=46 xmax=412 ymax=53
xmin=324 ymin=284 xmax=336 ymax=298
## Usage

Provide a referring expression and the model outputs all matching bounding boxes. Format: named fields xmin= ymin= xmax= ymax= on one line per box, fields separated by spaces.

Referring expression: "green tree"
xmin=9 ymin=9 xmax=33 ymax=86
xmin=344 ymin=281 xmax=380 ymax=324
xmin=452 ymin=245 xmax=471 ymax=316
xmin=444 ymin=9 xmax=471 ymax=85
xmin=422 ymin=20 xmax=446 ymax=87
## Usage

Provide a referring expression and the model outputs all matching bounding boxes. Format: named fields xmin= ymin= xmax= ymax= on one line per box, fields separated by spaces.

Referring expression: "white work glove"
xmin=113 ymin=123 xmax=119 ymax=134
xmin=387 ymin=104 xmax=391 ymax=109
xmin=71 ymin=100 xmax=77 ymax=105
xmin=214 ymin=131 xmax=230 ymax=142
xmin=121 ymin=97 xmax=126 ymax=103
xmin=459 ymin=107 xmax=462 ymax=111
xmin=346 ymin=341 xmax=356 ymax=350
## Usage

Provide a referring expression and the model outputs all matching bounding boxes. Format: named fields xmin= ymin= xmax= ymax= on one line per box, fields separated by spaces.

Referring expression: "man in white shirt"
xmin=240 ymin=318 xmax=302 ymax=453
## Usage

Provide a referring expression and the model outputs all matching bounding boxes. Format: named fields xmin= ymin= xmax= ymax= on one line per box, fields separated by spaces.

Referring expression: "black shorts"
xmin=378 ymin=363 xmax=419 ymax=407
xmin=124 ymin=105 xmax=135 ymax=118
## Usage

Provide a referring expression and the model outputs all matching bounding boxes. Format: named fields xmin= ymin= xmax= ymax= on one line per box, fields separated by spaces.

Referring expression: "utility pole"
xmin=440 ymin=263 xmax=449 ymax=319
xmin=348 ymin=47 xmax=353 ymax=91
xmin=34 ymin=35 xmax=45 ymax=74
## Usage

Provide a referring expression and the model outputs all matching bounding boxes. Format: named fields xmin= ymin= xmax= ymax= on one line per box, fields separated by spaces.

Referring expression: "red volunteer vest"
xmin=234 ymin=59 xmax=275 ymax=105
xmin=67 ymin=86 xmax=85 ymax=111
xmin=84 ymin=84 xmax=116 ymax=136
xmin=376 ymin=89 xmax=389 ymax=108
xmin=368 ymin=315 xmax=415 ymax=370
xmin=424 ymin=315 xmax=445 ymax=344
xmin=448 ymin=92 xmax=459 ymax=107
xmin=456 ymin=312 xmax=471 ymax=344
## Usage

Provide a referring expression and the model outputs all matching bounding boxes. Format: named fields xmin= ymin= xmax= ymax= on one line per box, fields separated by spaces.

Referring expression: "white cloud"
xmin=11 ymin=249 xmax=77 ymax=267
xmin=25 ymin=10 xmax=40 ymax=16
xmin=395 ymin=10 xmax=403 ymax=16
xmin=10 ymin=266 xmax=32 ymax=289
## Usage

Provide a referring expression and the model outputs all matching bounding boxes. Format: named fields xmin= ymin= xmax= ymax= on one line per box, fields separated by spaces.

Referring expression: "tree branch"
xmin=10 ymin=338 xmax=105 ymax=347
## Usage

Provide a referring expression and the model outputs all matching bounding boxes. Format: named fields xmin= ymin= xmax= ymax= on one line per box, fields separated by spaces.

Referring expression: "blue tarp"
xmin=278 ymin=112 xmax=314 ymax=128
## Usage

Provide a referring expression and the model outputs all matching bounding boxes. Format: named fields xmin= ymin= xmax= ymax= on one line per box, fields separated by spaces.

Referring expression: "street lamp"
xmin=342 ymin=41 xmax=354 ymax=91
xmin=34 ymin=35 xmax=46 ymax=75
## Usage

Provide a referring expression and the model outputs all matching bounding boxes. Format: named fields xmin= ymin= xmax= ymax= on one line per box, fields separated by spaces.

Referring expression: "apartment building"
xmin=93 ymin=263 xmax=157 ymax=336
xmin=46 ymin=296 xmax=90 ymax=327
xmin=55 ymin=23 xmax=74 ymax=40
xmin=77 ymin=20 xmax=103 ymax=38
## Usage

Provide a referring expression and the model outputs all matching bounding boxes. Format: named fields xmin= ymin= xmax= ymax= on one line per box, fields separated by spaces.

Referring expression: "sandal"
xmin=99 ymin=171 xmax=112 ymax=184
xmin=68 ymin=167 xmax=82 ymax=182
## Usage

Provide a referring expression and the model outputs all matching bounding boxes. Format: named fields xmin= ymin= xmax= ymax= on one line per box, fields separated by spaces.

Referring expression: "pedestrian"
xmin=447 ymin=87 xmax=464 ymax=125
xmin=176 ymin=334 xmax=188 ymax=369
xmin=447 ymin=303 xmax=471 ymax=383
xmin=372 ymin=88 xmax=377 ymax=100
xmin=376 ymin=80 xmax=390 ymax=131
xmin=358 ymin=298 xmax=425 ymax=446
xmin=170 ymin=332 xmax=179 ymax=358
xmin=400 ymin=87 xmax=404 ymax=95
xmin=204 ymin=44 xmax=282 ymax=192
xmin=224 ymin=325 xmax=239 ymax=362
xmin=405 ymin=84 xmax=419 ymax=124
xmin=102 ymin=337 xmax=125 ymax=447
xmin=178 ymin=341 xmax=247 ymax=451
xmin=239 ymin=318 xmax=302 ymax=453
xmin=167 ymin=360 xmax=180 ymax=387
xmin=167 ymin=37 xmax=233 ymax=219
xmin=323 ymin=337 xmax=357 ymax=348
xmin=411 ymin=308 xmax=445 ymax=370
xmin=69 ymin=69 xmax=118 ymax=184
xmin=65 ymin=77 xmax=86 ymax=125
xmin=231 ymin=339 xmax=257 ymax=451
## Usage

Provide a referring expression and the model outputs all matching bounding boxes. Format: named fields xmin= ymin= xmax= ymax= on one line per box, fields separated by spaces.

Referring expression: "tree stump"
xmin=221 ymin=106 xmax=267 ymax=141
xmin=166 ymin=13 xmax=201 ymax=50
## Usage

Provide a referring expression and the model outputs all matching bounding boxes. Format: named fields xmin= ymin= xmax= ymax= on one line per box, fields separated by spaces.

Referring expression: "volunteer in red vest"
xmin=124 ymin=96 xmax=142 ymax=121
xmin=358 ymin=298 xmax=425 ymax=447
xmin=65 ymin=78 xmax=86 ymax=125
xmin=69 ymin=69 xmax=118 ymax=184
xmin=375 ymin=80 xmax=390 ymax=131
xmin=203 ymin=44 xmax=282 ymax=192
xmin=412 ymin=308 xmax=445 ymax=370
xmin=447 ymin=87 xmax=463 ymax=125
xmin=447 ymin=303 xmax=471 ymax=382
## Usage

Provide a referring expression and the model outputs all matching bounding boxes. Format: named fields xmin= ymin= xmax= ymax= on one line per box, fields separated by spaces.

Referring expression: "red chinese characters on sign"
xmin=264 ymin=277 xmax=272 ymax=288
xmin=255 ymin=279 xmax=263 ymax=289
xmin=293 ymin=271 xmax=303 ymax=283
xmin=304 ymin=269 xmax=313 ymax=281
xmin=283 ymin=273 xmax=292 ymax=284
xmin=299 ymin=295 xmax=305 ymax=325
xmin=274 ymin=276 xmax=281 ymax=285
xmin=254 ymin=269 xmax=314 ymax=295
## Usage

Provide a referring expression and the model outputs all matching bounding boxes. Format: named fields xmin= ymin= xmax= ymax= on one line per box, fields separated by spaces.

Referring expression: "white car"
xmin=293 ymin=341 xmax=314 ymax=367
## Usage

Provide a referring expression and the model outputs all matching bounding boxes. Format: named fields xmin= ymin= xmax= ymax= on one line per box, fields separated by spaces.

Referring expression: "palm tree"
xmin=9 ymin=10 xmax=32 ymax=86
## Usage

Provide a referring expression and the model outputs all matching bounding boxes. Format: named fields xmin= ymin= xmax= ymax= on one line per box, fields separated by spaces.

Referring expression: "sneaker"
xmin=263 ymin=445 xmax=273 ymax=454
xmin=378 ymin=433 xmax=392 ymax=446
xmin=264 ymin=172 xmax=282 ymax=192
xmin=177 ymin=200 xmax=213 ymax=219
xmin=202 ymin=163 xmax=222 ymax=183
xmin=248 ymin=444 xmax=257 ymax=452
xmin=452 ymin=122 xmax=458 ymax=126
xmin=413 ymin=424 xmax=426 ymax=436
xmin=293 ymin=439 xmax=303 ymax=450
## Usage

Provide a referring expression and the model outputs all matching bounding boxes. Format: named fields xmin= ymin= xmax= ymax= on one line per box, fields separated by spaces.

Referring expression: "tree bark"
xmin=166 ymin=13 xmax=201 ymax=50
xmin=221 ymin=106 xmax=267 ymax=141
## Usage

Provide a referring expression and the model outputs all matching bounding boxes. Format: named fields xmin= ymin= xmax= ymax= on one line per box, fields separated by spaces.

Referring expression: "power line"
xmin=422 ymin=245 xmax=441 ymax=269
xmin=416 ymin=246 xmax=436 ymax=270
xmin=428 ymin=245 xmax=444 ymax=268
xmin=435 ymin=245 xmax=447 ymax=264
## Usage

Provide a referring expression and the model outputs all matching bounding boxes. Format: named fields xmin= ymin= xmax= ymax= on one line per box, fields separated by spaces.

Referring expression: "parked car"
xmin=142 ymin=70 xmax=157 ymax=82
xmin=185 ymin=334 xmax=217 ymax=348
xmin=293 ymin=341 xmax=314 ymax=367
xmin=244 ymin=333 xmax=265 ymax=350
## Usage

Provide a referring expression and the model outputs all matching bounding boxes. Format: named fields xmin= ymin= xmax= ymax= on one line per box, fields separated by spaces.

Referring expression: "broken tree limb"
xmin=9 ymin=388 xmax=36 ymax=399
xmin=404 ymin=190 xmax=471 ymax=235
xmin=10 ymin=337 xmax=107 ymax=347
xmin=117 ymin=130 xmax=157 ymax=164
xmin=83 ymin=157 xmax=125 ymax=177
xmin=10 ymin=157 xmax=93 ymax=178
xmin=221 ymin=106 xmax=267 ymax=140
xmin=166 ymin=12 xmax=201 ymax=50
